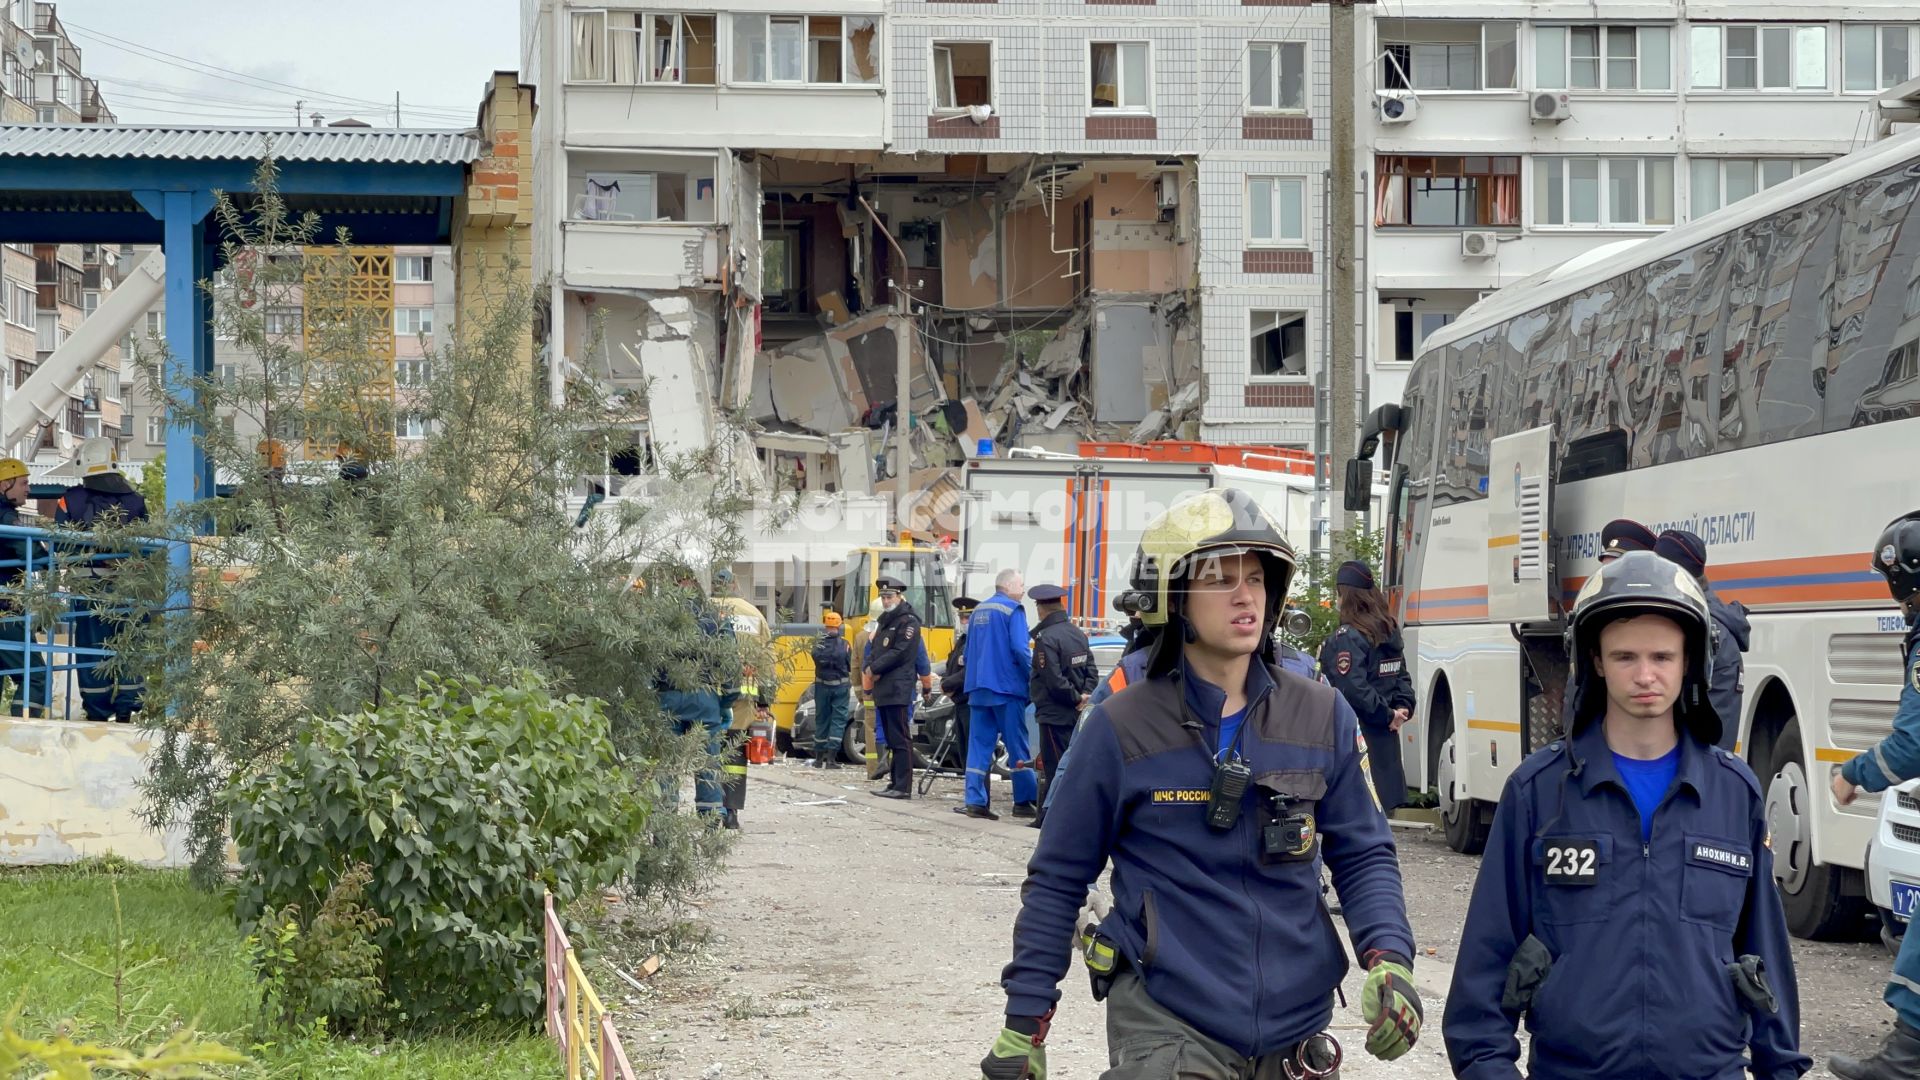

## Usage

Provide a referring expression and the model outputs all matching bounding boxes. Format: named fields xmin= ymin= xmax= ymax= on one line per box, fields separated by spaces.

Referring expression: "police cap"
xmin=1599 ymin=519 xmax=1656 ymax=561
xmin=876 ymin=576 xmax=907 ymax=595
xmin=1030 ymin=584 xmax=1068 ymax=603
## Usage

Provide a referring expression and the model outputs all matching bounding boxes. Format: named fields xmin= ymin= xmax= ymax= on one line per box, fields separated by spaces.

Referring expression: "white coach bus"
xmin=1347 ymin=127 xmax=1920 ymax=939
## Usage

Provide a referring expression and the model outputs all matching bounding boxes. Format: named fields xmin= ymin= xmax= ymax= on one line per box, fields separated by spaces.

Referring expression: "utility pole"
xmin=394 ymin=92 xmax=401 ymax=127
xmin=294 ymin=99 xmax=303 ymax=127
xmin=1326 ymin=0 xmax=1371 ymax=556
xmin=893 ymin=286 xmax=912 ymax=533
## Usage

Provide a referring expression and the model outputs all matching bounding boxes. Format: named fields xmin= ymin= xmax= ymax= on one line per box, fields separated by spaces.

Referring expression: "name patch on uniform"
xmin=1069 ymin=654 xmax=1090 ymax=666
xmin=1690 ymin=842 xmax=1752 ymax=873
xmin=1377 ymin=659 xmax=1404 ymax=675
xmin=1542 ymin=840 xmax=1600 ymax=885
xmin=1335 ymin=651 xmax=1353 ymax=676
xmin=1151 ymin=788 xmax=1211 ymax=805
xmin=1910 ymin=656 xmax=1920 ymax=694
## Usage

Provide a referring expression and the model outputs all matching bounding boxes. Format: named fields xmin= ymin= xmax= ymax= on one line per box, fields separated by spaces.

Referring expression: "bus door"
xmin=1488 ymin=426 xmax=1570 ymax=753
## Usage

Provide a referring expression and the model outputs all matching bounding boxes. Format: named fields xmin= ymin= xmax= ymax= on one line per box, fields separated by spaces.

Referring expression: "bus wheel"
xmin=841 ymin=706 xmax=867 ymax=765
xmin=1438 ymin=731 xmax=1489 ymax=855
xmin=1766 ymin=717 xmax=1863 ymax=940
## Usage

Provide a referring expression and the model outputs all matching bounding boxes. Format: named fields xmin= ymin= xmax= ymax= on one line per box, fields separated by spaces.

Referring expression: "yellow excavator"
xmin=770 ymin=539 xmax=956 ymax=759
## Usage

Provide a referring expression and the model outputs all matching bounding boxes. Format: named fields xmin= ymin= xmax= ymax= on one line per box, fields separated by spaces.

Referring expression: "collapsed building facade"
xmin=521 ymin=0 xmax=1334 ymax=582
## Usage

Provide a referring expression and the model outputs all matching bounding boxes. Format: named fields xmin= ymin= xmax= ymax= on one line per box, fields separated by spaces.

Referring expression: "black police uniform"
xmin=1027 ymin=586 xmax=1096 ymax=782
xmin=1319 ymin=624 xmax=1415 ymax=813
xmin=941 ymin=598 xmax=978 ymax=761
xmin=867 ymin=580 xmax=923 ymax=796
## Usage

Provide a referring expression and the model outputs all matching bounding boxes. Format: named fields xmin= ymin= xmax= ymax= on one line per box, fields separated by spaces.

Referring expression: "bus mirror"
xmin=1344 ymin=458 xmax=1372 ymax=512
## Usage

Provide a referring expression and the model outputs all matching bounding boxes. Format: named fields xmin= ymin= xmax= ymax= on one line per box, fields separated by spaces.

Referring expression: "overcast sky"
xmin=51 ymin=1 xmax=521 ymax=128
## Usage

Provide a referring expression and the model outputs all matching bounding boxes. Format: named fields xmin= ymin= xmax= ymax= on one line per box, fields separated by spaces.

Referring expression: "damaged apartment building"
xmin=522 ymin=0 xmax=1335 ymax=533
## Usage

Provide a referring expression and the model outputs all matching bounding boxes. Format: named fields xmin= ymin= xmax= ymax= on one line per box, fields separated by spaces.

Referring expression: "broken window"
xmin=571 ymin=152 xmax=718 ymax=223
xmin=651 ymin=14 xmax=719 ymax=84
xmin=575 ymin=11 xmax=717 ymax=85
xmin=1247 ymin=177 xmax=1306 ymax=244
xmin=734 ymin=14 xmax=872 ymax=84
xmin=1250 ymin=311 xmax=1309 ymax=379
xmin=932 ymin=41 xmax=992 ymax=109
xmin=571 ymin=10 xmax=608 ymax=81
xmin=1091 ymin=42 xmax=1150 ymax=111
xmin=1248 ymin=42 xmax=1306 ymax=111
xmin=763 ymin=228 xmax=802 ymax=313
xmin=1380 ymin=21 xmax=1517 ymax=91
xmin=1373 ymin=155 xmax=1521 ymax=228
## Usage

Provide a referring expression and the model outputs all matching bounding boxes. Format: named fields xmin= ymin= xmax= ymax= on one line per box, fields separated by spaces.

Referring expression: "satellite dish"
xmin=12 ymin=39 xmax=28 ymax=66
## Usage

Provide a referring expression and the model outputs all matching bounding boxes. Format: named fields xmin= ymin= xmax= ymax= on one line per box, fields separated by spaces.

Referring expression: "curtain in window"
xmin=1092 ymin=45 xmax=1119 ymax=107
xmin=609 ymin=13 xmax=641 ymax=84
xmin=572 ymin=12 xmax=607 ymax=81
xmin=653 ymin=16 xmax=680 ymax=82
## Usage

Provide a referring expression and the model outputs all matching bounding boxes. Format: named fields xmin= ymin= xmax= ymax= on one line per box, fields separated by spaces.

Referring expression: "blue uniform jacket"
xmin=1707 ymin=594 xmax=1751 ymax=750
xmin=1003 ymin=658 xmax=1412 ymax=1057
xmin=1443 ymin=721 xmax=1809 ymax=1080
xmin=811 ymin=631 xmax=851 ymax=684
xmin=1842 ymin=619 xmax=1920 ymax=794
xmin=1317 ymin=626 xmax=1414 ymax=729
xmin=964 ymin=592 xmax=1030 ymax=699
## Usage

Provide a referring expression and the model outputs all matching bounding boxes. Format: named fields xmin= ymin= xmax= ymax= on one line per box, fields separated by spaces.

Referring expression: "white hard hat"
xmin=78 ymin=436 xmax=119 ymax=477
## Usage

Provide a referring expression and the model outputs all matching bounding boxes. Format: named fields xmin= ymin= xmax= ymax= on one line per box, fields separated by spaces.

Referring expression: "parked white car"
xmin=1867 ymin=778 xmax=1920 ymax=955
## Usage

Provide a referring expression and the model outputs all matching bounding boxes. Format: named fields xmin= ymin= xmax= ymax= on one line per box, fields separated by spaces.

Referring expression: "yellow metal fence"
xmin=543 ymin=892 xmax=637 ymax=1080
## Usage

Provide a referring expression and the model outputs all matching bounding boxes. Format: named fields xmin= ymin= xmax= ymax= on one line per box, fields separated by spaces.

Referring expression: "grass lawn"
xmin=0 ymin=861 xmax=558 ymax=1078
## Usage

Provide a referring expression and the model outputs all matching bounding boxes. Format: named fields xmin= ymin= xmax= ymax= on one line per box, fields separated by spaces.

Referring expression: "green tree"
xmin=134 ymin=452 xmax=164 ymax=509
xmin=103 ymin=158 xmax=751 ymax=900
xmin=1289 ymin=528 xmax=1387 ymax=655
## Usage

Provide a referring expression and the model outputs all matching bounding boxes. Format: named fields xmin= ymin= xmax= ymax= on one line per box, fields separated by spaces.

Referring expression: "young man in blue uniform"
xmin=1828 ymin=510 xmax=1920 ymax=1080
xmin=1443 ymin=550 xmax=1807 ymax=1080
xmin=983 ymin=489 xmax=1420 ymax=1080
xmin=961 ymin=569 xmax=1038 ymax=821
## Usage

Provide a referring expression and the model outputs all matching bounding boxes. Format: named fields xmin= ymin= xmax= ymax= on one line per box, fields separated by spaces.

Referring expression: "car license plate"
xmin=1893 ymin=882 xmax=1920 ymax=924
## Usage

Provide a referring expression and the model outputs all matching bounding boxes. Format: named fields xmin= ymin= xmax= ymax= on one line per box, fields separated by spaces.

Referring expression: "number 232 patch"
xmin=1541 ymin=839 xmax=1601 ymax=886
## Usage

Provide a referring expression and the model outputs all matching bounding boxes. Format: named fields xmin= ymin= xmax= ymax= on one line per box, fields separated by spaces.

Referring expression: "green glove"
xmin=1361 ymin=949 xmax=1423 ymax=1062
xmin=980 ymin=1025 xmax=1048 ymax=1080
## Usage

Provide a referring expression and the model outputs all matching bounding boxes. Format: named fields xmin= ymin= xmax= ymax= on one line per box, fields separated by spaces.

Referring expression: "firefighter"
xmin=810 ymin=610 xmax=853 ymax=769
xmin=984 ymin=489 xmax=1419 ymax=1080
xmin=865 ymin=576 xmax=922 ymax=800
xmin=1443 ymin=551 xmax=1806 ymax=1080
xmin=56 ymin=438 xmax=149 ymax=723
xmin=654 ymin=568 xmax=733 ymax=822
xmin=1828 ymin=510 xmax=1920 ymax=1080
xmin=1318 ymin=561 xmax=1415 ymax=814
xmin=0 ymin=458 xmax=47 ymax=716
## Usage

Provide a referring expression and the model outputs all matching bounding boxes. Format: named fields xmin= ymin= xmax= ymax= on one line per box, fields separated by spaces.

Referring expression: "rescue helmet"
xmin=822 ymin=610 xmax=843 ymax=629
xmin=0 ymin=458 xmax=27 ymax=484
xmin=1129 ymin=489 xmax=1296 ymax=675
xmin=1564 ymin=549 xmax=1718 ymax=743
xmin=78 ymin=436 xmax=118 ymax=477
xmin=1871 ymin=510 xmax=1920 ymax=608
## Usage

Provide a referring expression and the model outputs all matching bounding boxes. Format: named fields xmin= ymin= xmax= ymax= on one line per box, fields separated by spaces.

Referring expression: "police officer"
xmin=941 ymin=596 xmax=981 ymax=767
xmin=1028 ymin=583 xmax=1096 ymax=784
xmin=1597 ymin=517 xmax=1656 ymax=564
xmin=1443 ymin=550 xmax=1807 ymax=1080
xmin=1828 ymin=510 xmax=1920 ymax=1080
xmin=961 ymin=569 xmax=1038 ymax=821
xmin=56 ymin=437 xmax=150 ymax=723
xmin=1319 ymin=561 xmax=1415 ymax=814
xmin=865 ymin=576 xmax=922 ymax=800
xmin=1655 ymin=529 xmax=1749 ymax=753
xmin=984 ymin=489 xmax=1421 ymax=1080
xmin=809 ymin=611 xmax=853 ymax=769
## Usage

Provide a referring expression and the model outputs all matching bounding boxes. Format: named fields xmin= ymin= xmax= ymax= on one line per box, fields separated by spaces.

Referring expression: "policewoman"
xmin=1318 ymin=561 xmax=1415 ymax=814
xmin=984 ymin=488 xmax=1420 ymax=1080
xmin=1829 ymin=510 xmax=1920 ymax=1080
xmin=1443 ymin=551 xmax=1807 ymax=1080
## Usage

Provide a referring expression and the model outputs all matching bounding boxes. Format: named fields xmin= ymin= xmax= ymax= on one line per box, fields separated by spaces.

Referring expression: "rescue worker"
xmin=865 ymin=576 xmax=922 ymax=800
xmin=1655 ymin=529 xmax=1749 ymax=752
xmin=940 ymin=596 xmax=980 ymax=767
xmin=960 ymin=569 xmax=1038 ymax=821
xmin=809 ymin=610 xmax=852 ymax=769
xmin=711 ymin=568 xmax=767 ymax=830
xmin=1319 ymin=561 xmax=1415 ymax=814
xmin=1028 ymin=583 xmax=1096 ymax=785
xmin=1443 ymin=550 xmax=1807 ymax=1080
xmin=0 ymin=458 xmax=48 ymax=717
xmin=985 ymin=489 xmax=1420 ymax=1080
xmin=654 ymin=568 xmax=736 ymax=822
xmin=1828 ymin=510 xmax=1920 ymax=1080
xmin=56 ymin=438 xmax=149 ymax=723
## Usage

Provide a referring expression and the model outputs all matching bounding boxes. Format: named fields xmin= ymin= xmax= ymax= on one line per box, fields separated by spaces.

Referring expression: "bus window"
xmin=874 ymin=552 xmax=953 ymax=629
xmin=835 ymin=553 xmax=872 ymax=619
xmin=1385 ymin=463 xmax=1411 ymax=589
xmin=1560 ymin=429 xmax=1630 ymax=483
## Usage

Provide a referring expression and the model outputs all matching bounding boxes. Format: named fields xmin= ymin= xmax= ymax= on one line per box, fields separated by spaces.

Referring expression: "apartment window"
xmin=1690 ymin=25 xmax=1827 ymax=90
xmin=1536 ymin=25 xmax=1672 ymax=91
xmin=1248 ymin=42 xmax=1306 ymax=111
xmin=727 ymin=14 xmax=878 ymax=85
xmin=214 ymin=363 xmax=239 ymax=387
xmin=145 ymin=310 xmax=164 ymax=336
xmin=1247 ymin=178 xmax=1306 ymax=245
xmin=395 ymin=307 xmax=435 ymax=336
xmin=1250 ymin=311 xmax=1308 ymax=379
xmin=5 ymin=283 xmax=31 ymax=328
xmin=1381 ymin=21 xmax=1517 ymax=91
xmin=1845 ymin=25 xmax=1917 ymax=91
xmin=594 ymin=12 xmax=720 ymax=85
xmin=396 ymin=359 xmax=433 ymax=388
xmin=105 ymin=368 xmax=120 ymax=402
xmin=264 ymin=307 xmax=301 ymax=335
xmin=36 ymin=107 xmax=53 ymax=123
xmin=146 ymin=414 xmax=165 ymax=445
xmin=1690 ymin=157 xmax=1823 ymax=216
xmin=571 ymin=10 xmax=609 ymax=81
xmin=1374 ymin=155 xmax=1521 ymax=228
xmin=82 ymin=289 xmax=99 ymax=316
xmin=572 ymin=152 xmax=719 ymax=223
xmin=36 ymin=313 xmax=58 ymax=354
xmin=395 ymin=412 xmax=430 ymax=440
xmin=395 ymin=255 xmax=433 ymax=283
xmin=1534 ymin=157 xmax=1675 ymax=227
xmin=1090 ymin=42 xmax=1150 ymax=112
xmin=1393 ymin=309 xmax=1456 ymax=363
xmin=270 ymin=361 xmax=304 ymax=390
xmin=932 ymin=42 xmax=992 ymax=110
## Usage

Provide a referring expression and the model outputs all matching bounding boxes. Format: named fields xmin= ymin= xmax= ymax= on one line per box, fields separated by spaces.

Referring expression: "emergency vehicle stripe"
xmin=1063 ymin=477 xmax=1078 ymax=621
xmin=1093 ymin=476 xmax=1111 ymax=622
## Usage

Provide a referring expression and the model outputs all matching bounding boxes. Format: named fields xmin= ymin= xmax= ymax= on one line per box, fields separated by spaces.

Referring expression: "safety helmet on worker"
xmin=0 ymin=458 xmax=27 ymax=484
xmin=822 ymin=610 xmax=843 ymax=630
xmin=1563 ymin=549 xmax=1718 ymax=743
xmin=1128 ymin=488 xmax=1296 ymax=675
xmin=78 ymin=436 xmax=119 ymax=477
xmin=1872 ymin=510 xmax=1920 ymax=608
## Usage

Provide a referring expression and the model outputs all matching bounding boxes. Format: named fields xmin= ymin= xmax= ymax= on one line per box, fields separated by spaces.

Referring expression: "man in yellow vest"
xmin=712 ymin=568 xmax=771 ymax=830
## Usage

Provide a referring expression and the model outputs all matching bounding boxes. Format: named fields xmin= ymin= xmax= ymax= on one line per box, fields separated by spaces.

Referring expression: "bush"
xmin=1290 ymin=528 xmax=1386 ymax=655
xmin=250 ymin=863 xmax=389 ymax=1036
xmin=226 ymin=674 xmax=650 ymax=1029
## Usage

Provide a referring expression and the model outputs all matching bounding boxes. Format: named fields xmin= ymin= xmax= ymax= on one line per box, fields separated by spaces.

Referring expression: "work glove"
xmin=1361 ymin=949 xmax=1422 ymax=1061
xmin=981 ymin=1013 xmax=1050 ymax=1080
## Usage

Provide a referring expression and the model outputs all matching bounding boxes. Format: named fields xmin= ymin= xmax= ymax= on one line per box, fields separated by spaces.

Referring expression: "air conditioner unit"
xmin=1376 ymin=91 xmax=1419 ymax=126
xmin=1529 ymin=90 xmax=1572 ymax=123
xmin=1460 ymin=231 xmax=1499 ymax=259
